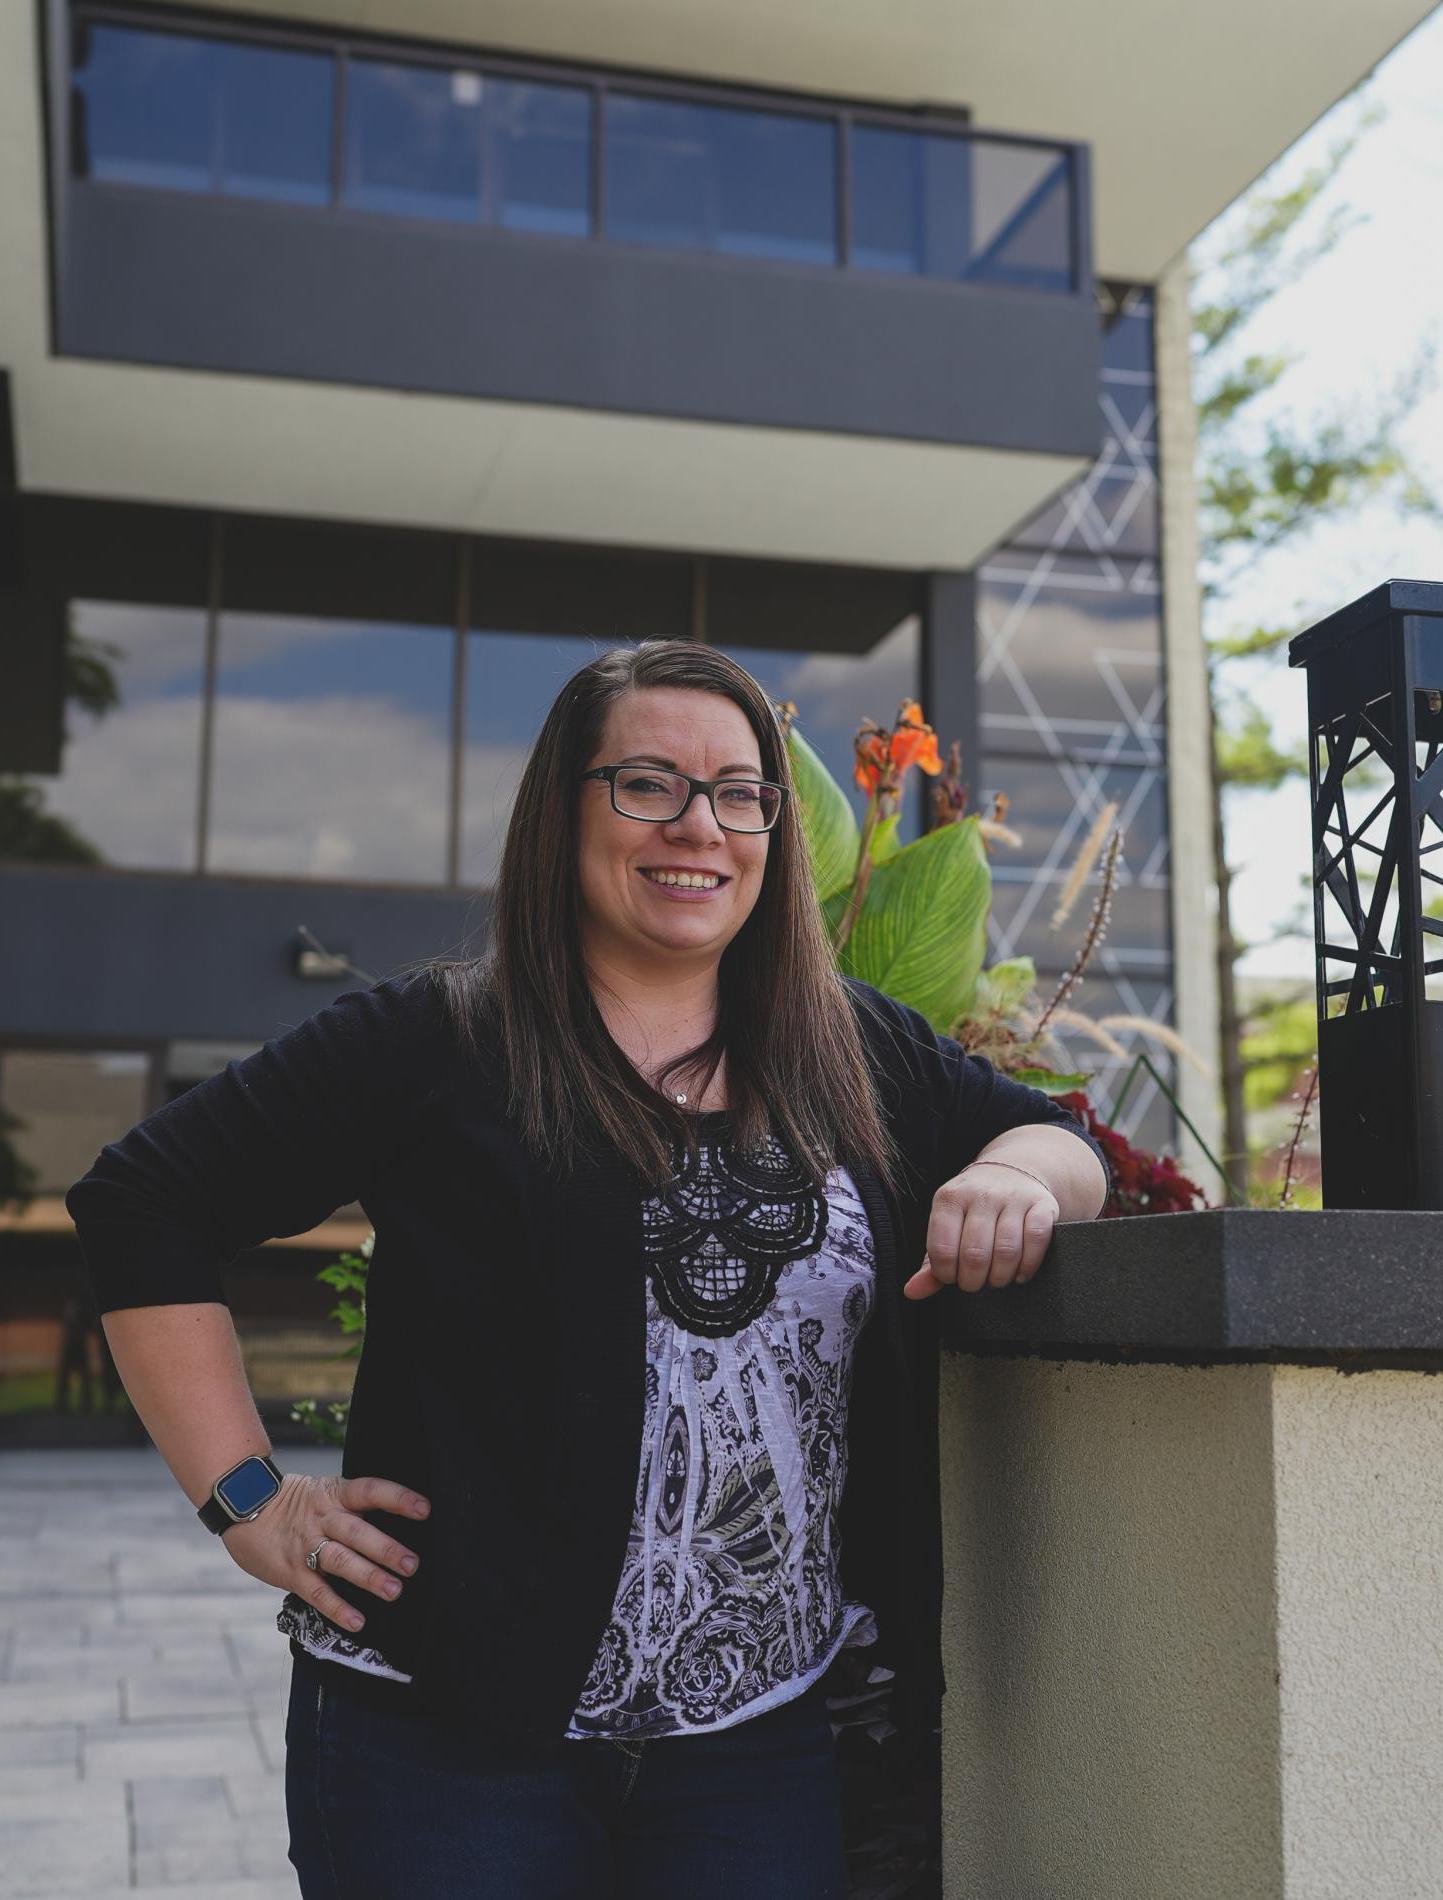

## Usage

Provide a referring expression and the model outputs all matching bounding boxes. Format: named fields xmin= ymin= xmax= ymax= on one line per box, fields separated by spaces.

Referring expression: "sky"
xmin=1190 ymin=2 xmax=1443 ymax=979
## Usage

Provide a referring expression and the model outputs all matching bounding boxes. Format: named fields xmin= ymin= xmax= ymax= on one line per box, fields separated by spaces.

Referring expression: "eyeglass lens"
xmin=612 ymin=768 xmax=780 ymax=831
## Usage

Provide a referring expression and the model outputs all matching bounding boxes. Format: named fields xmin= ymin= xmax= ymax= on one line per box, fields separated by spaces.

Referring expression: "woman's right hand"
xmin=219 ymin=1472 xmax=430 ymax=1634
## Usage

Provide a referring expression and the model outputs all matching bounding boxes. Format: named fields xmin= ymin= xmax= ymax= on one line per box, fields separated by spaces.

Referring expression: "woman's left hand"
xmin=904 ymin=1160 xmax=1060 ymax=1299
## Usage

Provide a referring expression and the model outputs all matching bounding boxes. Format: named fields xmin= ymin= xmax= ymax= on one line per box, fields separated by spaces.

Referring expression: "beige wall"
xmin=1154 ymin=256 xmax=1224 ymax=1186
xmin=1271 ymin=1367 xmax=1443 ymax=1898
xmin=939 ymin=1353 xmax=1443 ymax=1898
xmin=940 ymin=1355 xmax=1284 ymax=1898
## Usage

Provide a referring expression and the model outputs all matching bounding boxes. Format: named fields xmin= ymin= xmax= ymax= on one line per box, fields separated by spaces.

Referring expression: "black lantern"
xmin=1289 ymin=580 xmax=1443 ymax=1209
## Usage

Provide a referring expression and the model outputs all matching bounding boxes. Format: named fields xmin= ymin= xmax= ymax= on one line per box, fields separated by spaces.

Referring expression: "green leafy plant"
xmin=784 ymin=699 xmax=1225 ymax=1203
xmin=289 ymin=1234 xmax=370 ymax=1446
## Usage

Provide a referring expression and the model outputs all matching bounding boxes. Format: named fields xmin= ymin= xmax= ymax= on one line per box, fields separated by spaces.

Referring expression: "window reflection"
xmin=0 ymin=1048 xmax=151 ymax=1197
xmin=605 ymin=96 xmax=837 ymax=264
xmin=460 ymin=630 xmax=602 ymax=887
xmin=715 ymin=617 xmax=921 ymax=833
xmin=851 ymin=129 xmax=1071 ymax=290
xmin=966 ymin=143 xmax=1072 ymax=291
xmin=73 ymin=22 xmax=334 ymax=205
xmin=0 ymin=601 xmax=206 ymax=873
xmin=207 ymin=615 xmax=452 ymax=883
xmin=344 ymin=59 xmax=482 ymax=223
xmin=487 ymin=80 xmax=592 ymax=236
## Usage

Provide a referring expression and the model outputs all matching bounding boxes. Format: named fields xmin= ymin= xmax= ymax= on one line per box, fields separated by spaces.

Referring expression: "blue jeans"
xmin=284 ymin=1651 xmax=850 ymax=1898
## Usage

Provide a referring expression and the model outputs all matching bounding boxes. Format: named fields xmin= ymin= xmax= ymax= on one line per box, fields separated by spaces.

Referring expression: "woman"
xmin=67 ymin=641 xmax=1108 ymax=1898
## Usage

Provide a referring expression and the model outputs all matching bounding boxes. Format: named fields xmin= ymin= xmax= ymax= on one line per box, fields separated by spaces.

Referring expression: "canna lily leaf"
xmin=838 ymin=816 xmax=991 ymax=1033
xmin=786 ymin=727 xmax=860 ymax=904
xmin=1011 ymin=1067 xmax=1091 ymax=1092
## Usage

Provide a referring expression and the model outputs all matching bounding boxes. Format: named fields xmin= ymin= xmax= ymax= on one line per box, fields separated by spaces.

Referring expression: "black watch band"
xmin=198 ymin=1453 xmax=284 ymax=1534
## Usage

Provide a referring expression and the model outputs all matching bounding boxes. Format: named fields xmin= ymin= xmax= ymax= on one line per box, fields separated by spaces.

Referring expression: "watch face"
xmin=217 ymin=1458 xmax=279 ymax=1519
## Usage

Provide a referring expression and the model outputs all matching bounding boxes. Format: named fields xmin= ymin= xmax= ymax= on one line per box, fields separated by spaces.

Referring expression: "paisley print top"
xmin=279 ymin=1124 xmax=879 ymax=1737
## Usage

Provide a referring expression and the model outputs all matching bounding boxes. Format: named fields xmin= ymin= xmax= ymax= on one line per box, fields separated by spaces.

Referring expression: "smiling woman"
xmin=67 ymin=637 xmax=1107 ymax=1899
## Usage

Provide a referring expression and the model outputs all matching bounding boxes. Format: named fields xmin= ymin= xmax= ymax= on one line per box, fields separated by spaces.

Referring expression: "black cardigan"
xmin=66 ymin=972 xmax=1107 ymax=1753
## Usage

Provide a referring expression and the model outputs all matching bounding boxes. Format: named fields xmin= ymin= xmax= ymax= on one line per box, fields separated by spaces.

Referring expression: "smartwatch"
xmin=198 ymin=1453 xmax=284 ymax=1534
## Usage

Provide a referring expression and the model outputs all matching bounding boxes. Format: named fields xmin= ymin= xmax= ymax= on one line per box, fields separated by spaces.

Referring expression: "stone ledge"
xmin=941 ymin=1207 xmax=1443 ymax=1370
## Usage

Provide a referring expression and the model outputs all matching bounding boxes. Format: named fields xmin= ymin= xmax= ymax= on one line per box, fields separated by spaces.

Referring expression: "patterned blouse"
xmin=279 ymin=1119 xmax=880 ymax=1738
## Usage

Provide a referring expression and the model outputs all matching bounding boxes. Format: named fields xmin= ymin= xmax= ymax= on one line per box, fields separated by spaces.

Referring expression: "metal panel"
xmin=58 ymin=185 xmax=1102 ymax=458
xmin=0 ymin=863 xmax=487 ymax=1043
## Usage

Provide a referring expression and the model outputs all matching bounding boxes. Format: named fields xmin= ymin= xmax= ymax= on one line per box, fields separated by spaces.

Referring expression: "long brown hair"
xmin=431 ymin=641 xmax=894 ymax=1188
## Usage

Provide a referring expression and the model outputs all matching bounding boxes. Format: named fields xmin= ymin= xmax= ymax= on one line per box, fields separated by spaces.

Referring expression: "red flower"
xmin=1055 ymin=1091 xmax=1208 ymax=1219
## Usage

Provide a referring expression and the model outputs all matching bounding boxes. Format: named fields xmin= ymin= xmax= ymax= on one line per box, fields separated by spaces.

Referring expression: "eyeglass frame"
xmin=580 ymin=765 xmax=790 ymax=833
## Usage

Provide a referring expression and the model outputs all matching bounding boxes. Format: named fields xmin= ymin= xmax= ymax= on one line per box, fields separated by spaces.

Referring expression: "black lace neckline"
xmin=641 ymin=1122 xmax=827 ymax=1338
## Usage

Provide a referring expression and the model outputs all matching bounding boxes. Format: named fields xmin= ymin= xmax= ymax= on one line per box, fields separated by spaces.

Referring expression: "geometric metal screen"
xmin=1308 ymin=694 xmax=1443 ymax=1015
xmin=978 ymin=281 xmax=1177 ymax=1153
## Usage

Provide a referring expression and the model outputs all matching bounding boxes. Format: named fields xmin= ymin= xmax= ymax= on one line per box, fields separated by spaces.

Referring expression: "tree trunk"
xmin=1207 ymin=670 xmax=1250 ymax=1199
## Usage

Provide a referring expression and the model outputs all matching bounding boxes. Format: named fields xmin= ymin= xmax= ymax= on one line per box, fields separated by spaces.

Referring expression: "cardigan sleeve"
xmin=846 ymin=980 xmax=1113 ymax=1205
xmin=65 ymin=970 xmax=451 ymax=1315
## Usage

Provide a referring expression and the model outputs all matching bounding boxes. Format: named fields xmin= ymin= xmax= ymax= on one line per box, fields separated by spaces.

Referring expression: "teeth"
xmin=645 ymin=870 xmax=720 ymax=889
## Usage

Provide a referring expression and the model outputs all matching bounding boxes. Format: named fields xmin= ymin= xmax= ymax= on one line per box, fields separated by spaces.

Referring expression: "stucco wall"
xmin=939 ymin=1355 xmax=1285 ymax=1898
xmin=1270 ymin=1367 xmax=1443 ymax=1898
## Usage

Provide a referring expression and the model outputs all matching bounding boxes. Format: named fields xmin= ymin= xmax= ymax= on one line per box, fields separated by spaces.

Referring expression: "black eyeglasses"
xmin=581 ymin=765 xmax=788 ymax=834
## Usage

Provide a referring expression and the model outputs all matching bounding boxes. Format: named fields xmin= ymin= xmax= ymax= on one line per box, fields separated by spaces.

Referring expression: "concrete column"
xmin=939 ymin=1353 xmax=1443 ymax=1898
xmin=1153 ymin=254 xmax=1223 ymax=1184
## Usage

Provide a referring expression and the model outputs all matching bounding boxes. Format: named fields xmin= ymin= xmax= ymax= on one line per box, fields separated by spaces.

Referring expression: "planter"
xmin=938 ymin=1208 xmax=1443 ymax=1900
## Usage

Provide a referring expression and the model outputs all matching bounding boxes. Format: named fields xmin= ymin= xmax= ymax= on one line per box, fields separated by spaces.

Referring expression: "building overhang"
xmin=202 ymin=0 xmax=1440 ymax=281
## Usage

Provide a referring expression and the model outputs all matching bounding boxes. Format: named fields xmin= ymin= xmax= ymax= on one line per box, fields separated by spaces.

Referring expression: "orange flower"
xmin=853 ymin=701 xmax=946 ymax=797
xmin=889 ymin=700 xmax=944 ymax=777
xmin=853 ymin=723 xmax=889 ymax=794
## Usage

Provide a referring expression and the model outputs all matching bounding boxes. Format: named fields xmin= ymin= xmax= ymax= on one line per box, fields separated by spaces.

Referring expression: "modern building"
xmin=5 ymin=7 xmax=1441 ymax=1897
xmin=0 ymin=3 xmax=1434 ymax=1362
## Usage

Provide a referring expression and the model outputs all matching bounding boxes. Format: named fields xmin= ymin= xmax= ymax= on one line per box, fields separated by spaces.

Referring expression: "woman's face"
xmin=577 ymin=687 xmax=772 ymax=975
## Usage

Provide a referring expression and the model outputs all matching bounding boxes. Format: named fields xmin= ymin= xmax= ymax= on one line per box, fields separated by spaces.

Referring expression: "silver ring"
xmin=305 ymin=1538 xmax=331 ymax=1573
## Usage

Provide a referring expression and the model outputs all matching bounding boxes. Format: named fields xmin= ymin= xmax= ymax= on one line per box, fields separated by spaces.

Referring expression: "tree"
xmin=1190 ymin=99 xmax=1440 ymax=1187
xmin=0 ymin=610 xmax=120 ymax=863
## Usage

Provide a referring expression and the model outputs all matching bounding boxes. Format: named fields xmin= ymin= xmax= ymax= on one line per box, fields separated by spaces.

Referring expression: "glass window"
xmin=207 ymin=615 xmax=453 ymax=884
xmin=851 ymin=127 xmax=1071 ymax=290
xmin=343 ymin=58 xmax=483 ymax=223
xmin=715 ymin=616 xmax=922 ymax=833
xmin=460 ymin=631 xmax=603 ymax=887
xmin=604 ymin=95 xmax=837 ymax=264
xmin=851 ymin=127 xmax=972 ymax=278
xmin=486 ymin=79 xmax=592 ymax=236
xmin=966 ymin=141 xmax=1072 ymax=292
xmin=0 ymin=1048 xmax=151 ymax=1198
xmin=72 ymin=22 xmax=334 ymax=206
xmin=0 ymin=601 xmax=206 ymax=873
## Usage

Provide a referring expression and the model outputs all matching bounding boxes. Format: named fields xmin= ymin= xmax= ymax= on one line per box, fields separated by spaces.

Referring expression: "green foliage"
xmin=288 ymin=1398 xmax=348 ymax=1448
xmin=834 ymin=817 xmax=991 ymax=1033
xmin=0 ymin=1103 xmax=39 ymax=1211
xmin=0 ymin=781 xmax=105 ymax=865
xmin=1241 ymin=994 xmax=1317 ymax=1114
xmin=787 ymin=725 xmax=859 ymax=903
xmin=317 ymin=1249 xmax=369 ymax=1358
xmin=291 ymin=1244 xmax=370 ymax=1442
xmin=1011 ymin=1067 xmax=1090 ymax=1092
xmin=1214 ymin=705 xmax=1307 ymax=790
xmin=970 ymin=956 xmax=1036 ymax=1018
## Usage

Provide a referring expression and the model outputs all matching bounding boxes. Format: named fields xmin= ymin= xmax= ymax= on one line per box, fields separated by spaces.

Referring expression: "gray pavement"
xmin=0 ymin=1445 xmax=341 ymax=1899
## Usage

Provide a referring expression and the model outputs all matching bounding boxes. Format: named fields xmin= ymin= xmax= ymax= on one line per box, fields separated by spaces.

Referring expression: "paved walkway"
xmin=0 ymin=1445 xmax=340 ymax=1900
